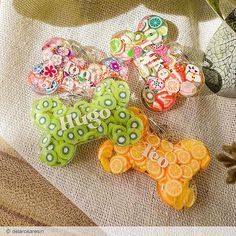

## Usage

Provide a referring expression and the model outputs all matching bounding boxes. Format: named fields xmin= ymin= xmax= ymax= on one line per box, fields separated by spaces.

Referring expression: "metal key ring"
xmin=149 ymin=118 xmax=174 ymax=140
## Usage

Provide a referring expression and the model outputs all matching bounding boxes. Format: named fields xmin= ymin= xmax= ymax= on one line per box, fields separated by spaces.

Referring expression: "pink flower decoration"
xmin=58 ymin=47 xmax=70 ymax=56
xmin=50 ymin=54 xmax=62 ymax=66
xmin=42 ymin=49 xmax=53 ymax=61
xmin=110 ymin=61 xmax=121 ymax=71
xmin=43 ymin=65 xmax=57 ymax=78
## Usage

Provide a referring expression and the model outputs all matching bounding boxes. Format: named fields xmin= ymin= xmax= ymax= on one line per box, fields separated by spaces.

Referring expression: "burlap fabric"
xmin=0 ymin=139 xmax=95 ymax=226
xmin=0 ymin=0 xmax=235 ymax=226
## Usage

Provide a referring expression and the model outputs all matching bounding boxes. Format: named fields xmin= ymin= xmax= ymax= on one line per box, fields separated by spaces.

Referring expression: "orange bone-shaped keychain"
xmin=98 ymin=107 xmax=211 ymax=210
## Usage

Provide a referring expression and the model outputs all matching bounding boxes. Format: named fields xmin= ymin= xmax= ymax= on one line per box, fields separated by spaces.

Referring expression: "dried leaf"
xmin=205 ymin=0 xmax=223 ymax=19
xmin=216 ymin=153 xmax=234 ymax=162
xmin=231 ymin=151 xmax=236 ymax=160
xmin=223 ymin=144 xmax=233 ymax=155
xmin=226 ymin=168 xmax=236 ymax=184
xmin=217 ymin=142 xmax=236 ymax=184
xmin=224 ymin=162 xmax=236 ymax=168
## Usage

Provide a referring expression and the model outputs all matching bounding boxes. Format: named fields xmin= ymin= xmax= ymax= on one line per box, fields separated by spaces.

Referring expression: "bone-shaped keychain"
xmin=98 ymin=107 xmax=211 ymax=210
xmin=31 ymin=78 xmax=146 ymax=167
xmin=28 ymin=37 xmax=129 ymax=97
xmin=110 ymin=15 xmax=205 ymax=112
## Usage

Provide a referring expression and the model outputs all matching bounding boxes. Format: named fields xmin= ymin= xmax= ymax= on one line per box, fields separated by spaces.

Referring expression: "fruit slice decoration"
xmin=153 ymin=91 xmax=177 ymax=112
xmin=148 ymin=16 xmax=163 ymax=29
xmin=97 ymin=111 xmax=211 ymax=210
xmin=165 ymin=78 xmax=180 ymax=94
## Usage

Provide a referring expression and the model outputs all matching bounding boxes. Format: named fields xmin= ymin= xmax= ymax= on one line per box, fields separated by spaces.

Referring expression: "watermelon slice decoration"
xmin=153 ymin=91 xmax=177 ymax=111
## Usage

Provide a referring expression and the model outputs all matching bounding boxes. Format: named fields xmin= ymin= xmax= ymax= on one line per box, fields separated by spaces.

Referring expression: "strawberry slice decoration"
xmin=133 ymin=46 xmax=143 ymax=59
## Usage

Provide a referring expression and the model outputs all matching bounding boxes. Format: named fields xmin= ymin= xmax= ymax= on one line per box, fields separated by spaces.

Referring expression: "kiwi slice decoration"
xmin=74 ymin=125 xmax=88 ymax=141
xmin=83 ymin=130 xmax=100 ymax=142
xmin=104 ymin=116 xmax=116 ymax=128
xmin=73 ymin=100 xmax=88 ymax=110
xmin=66 ymin=107 xmax=81 ymax=120
xmin=96 ymin=122 xmax=108 ymax=136
xmin=39 ymin=149 xmax=58 ymax=166
xmin=111 ymin=125 xmax=126 ymax=138
xmin=63 ymin=128 xmax=79 ymax=145
xmin=95 ymin=83 xmax=105 ymax=96
xmin=80 ymin=102 xmax=92 ymax=114
xmin=113 ymin=132 xmax=130 ymax=146
xmin=39 ymin=98 xmax=53 ymax=112
xmin=56 ymin=143 xmax=75 ymax=161
xmin=127 ymin=117 xmax=143 ymax=130
xmin=53 ymin=105 xmax=68 ymax=118
xmin=35 ymin=113 xmax=51 ymax=130
xmin=108 ymin=123 xmax=117 ymax=136
xmin=51 ymin=97 xmax=63 ymax=111
xmin=32 ymin=78 xmax=145 ymax=167
xmin=128 ymin=128 xmax=142 ymax=144
xmin=115 ymin=81 xmax=129 ymax=90
xmin=31 ymin=99 xmax=42 ymax=119
xmin=47 ymin=118 xmax=61 ymax=133
xmin=39 ymin=133 xmax=51 ymax=148
xmin=52 ymin=127 xmax=65 ymax=141
xmin=47 ymin=139 xmax=59 ymax=152
xmin=101 ymin=78 xmax=112 ymax=89
xmin=99 ymin=95 xmax=117 ymax=110
xmin=114 ymin=108 xmax=130 ymax=123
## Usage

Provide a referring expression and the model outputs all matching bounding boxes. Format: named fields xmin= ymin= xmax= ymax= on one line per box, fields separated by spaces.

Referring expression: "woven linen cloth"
xmin=0 ymin=0 xmax=236 ymax=226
